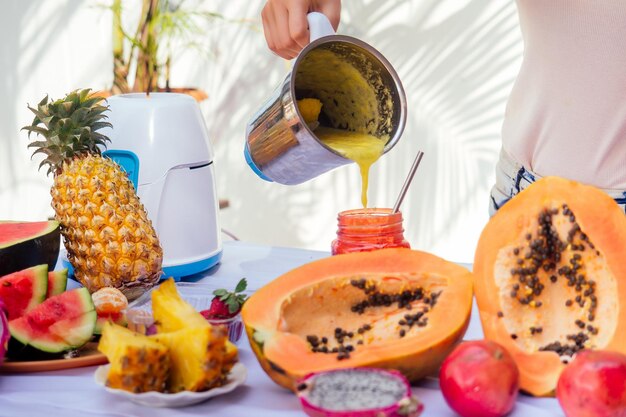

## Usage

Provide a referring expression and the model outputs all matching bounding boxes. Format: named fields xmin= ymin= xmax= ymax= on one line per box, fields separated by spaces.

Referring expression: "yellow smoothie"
xmin=294 ymin=47 xmax=395 ymax=207
xmin=316 ymin=127 xmax=385 ymax=208
xmin=297 ymin=98 xmax=386 ymax=207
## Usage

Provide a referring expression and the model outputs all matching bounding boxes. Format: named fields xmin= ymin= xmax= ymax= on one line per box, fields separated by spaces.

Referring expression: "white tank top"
xmin=502 ymin=0 xmax=626 ymax=189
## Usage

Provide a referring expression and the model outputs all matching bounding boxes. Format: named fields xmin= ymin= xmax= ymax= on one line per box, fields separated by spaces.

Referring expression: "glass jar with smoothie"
xmin=331 ymin=208 xmax=410 ymax=255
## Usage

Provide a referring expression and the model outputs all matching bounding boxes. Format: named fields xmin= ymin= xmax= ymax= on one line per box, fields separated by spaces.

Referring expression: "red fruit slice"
xmin=0 ymin=265 xmax=48 ymax=320
xmin=9 ymin=288 xmax=96 ymax=352
xmin=47 ymin=268 xmax=68 ymax=298
xmin=0 ymin=220 xmax=60 ymax=277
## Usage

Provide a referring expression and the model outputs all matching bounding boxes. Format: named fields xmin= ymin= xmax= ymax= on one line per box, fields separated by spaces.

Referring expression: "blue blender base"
xmin=63 ymin=250 xmax=223 ymax=282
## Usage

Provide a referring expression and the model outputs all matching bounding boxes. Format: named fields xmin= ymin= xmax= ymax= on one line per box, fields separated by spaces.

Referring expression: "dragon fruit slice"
xmin=0 ymin=300 xmax=9 ymax=364
xmin=296 ymin=368 xmax=424 ymax=417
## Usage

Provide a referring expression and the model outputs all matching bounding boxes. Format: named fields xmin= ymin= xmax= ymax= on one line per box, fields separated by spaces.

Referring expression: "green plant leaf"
xmin=235 ymin=278 xmax=247 ymax=293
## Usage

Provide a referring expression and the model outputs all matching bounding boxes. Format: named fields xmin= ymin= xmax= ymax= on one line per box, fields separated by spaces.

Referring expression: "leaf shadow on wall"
xmin=187 ymin=0 xmax=522 ymax=259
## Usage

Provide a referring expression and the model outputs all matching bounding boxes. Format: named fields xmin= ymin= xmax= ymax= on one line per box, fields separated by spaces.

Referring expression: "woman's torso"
xmin=503 ymin=0 xmax=626 ymax=189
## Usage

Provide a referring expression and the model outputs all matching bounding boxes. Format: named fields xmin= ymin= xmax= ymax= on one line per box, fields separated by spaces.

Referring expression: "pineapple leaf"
xmin=23 ymin=89 xmax=111 ymax=175
xmin=22 ymin=126 xmax=50 ymax=138
xmin=37 ymin=95 xmax=49 ymax=107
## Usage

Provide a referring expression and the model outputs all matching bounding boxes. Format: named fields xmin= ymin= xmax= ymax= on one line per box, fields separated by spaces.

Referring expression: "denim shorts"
xmin=489 ymin=149 xmax=626 ymax=216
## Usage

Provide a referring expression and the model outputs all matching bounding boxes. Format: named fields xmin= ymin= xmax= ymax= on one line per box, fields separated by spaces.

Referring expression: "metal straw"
xmin=392 ymin=151 xmax=424 ymax=213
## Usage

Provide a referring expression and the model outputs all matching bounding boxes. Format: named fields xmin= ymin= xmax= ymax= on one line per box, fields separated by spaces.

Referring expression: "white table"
xmin=0 ymin=241 xmax=564 ymax=417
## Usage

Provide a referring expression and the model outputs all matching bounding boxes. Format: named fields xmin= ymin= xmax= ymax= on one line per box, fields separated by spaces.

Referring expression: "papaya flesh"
xmin=474 ymin=176 xmax=626 ymax=396
xmin=242 ymin=248 xmax=473 ymax=390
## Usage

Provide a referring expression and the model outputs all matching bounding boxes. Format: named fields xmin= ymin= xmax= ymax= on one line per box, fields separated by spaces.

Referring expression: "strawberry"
xmin=200 ymin=278 xmax=248 ymax=319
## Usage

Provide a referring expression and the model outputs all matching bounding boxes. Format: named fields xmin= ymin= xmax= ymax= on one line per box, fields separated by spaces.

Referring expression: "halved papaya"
xmin=474 ymin=176 xmax=626 ymax=396
xmin=242 ymin=248 xmax=473 ymax=390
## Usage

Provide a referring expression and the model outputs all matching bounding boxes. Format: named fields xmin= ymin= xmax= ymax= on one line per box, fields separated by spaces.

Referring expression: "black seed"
xmin=399 ymin=329 xmax=406 ymax=337
xmin=296 ymin=383 xmax=307 ymax=391
xmin=511 ymin=334 xmax=518 ymax=340
xmin=497 ymin=311 xmax=504 ymax=318
xmin=566 ymin=300 xmax=573 ymax=307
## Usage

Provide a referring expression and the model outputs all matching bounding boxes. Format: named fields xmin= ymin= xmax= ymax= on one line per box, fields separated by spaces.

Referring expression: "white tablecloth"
xmin=0 ymin=241 xmax=564 ymax=417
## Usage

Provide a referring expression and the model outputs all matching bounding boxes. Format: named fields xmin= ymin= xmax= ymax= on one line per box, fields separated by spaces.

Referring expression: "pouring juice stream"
xmin=297 ymin=98 xmax=386 ymax=208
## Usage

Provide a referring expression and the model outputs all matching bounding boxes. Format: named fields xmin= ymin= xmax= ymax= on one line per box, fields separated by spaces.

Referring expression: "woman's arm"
xmin=261 ymin=0 xmax=341 ymax=59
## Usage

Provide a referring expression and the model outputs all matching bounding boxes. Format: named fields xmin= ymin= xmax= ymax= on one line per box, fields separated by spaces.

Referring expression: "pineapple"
xmin=151 ymin=278 xmax=238 ymax=389
xmin=98 ymin=321 xmax=169 ymax=393
xmin=151 ymin=326 xmax=229 ymax=392
xmin=152 ymin=278 xmax=208 ymax=332
xmin=23 ymin=89 xmax=162 ymax=301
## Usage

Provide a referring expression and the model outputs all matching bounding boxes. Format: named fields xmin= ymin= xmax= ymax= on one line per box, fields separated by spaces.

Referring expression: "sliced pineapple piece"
xmin=150 ymin=277 xmax=239 ymax=390
xmin=224 ymin=339 xmax=238 ymax=374
xmin=98 ymin=321 xmax=169 ymax=393
xmin=152 ymin=278 xmax=208 ymax=332
xmin=151 ymin=325 xmax=230 ymax=392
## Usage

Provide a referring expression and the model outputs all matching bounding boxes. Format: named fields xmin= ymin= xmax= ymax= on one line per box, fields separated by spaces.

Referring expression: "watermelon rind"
xmin=94 ymin=313 xmax=128 ymax=335
xmin=0 ymin=264 xmax=48 ymax=320
xmin=9 ymin=288 xmax=96 ymax=353
xmin=0 ymin=220 xmax=60 ymax=277
xmin=47 ymin=268 xmax=68 ymax=298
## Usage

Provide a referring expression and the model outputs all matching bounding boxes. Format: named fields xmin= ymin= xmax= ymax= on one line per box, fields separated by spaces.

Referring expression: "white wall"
xmin=0 ymin=0 xmax=523 ymax=264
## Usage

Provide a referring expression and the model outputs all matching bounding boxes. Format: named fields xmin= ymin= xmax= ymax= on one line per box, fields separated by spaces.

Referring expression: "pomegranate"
xmin=557 ymin=350 xmax=626 ymax=417
xmin=0 ymin=300 xmax=8 ymax=364
xmin=296 ymin=368 xmax=423 ymax=417
xmin=439 ymin=340 xmax=519 ymax=417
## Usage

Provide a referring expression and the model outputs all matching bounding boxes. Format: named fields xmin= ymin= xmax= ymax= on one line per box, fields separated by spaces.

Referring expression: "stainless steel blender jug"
xmin=245 ymin=13 xmax=407 ymax=185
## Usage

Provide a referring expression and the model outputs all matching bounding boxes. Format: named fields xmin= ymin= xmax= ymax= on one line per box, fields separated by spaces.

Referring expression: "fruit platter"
xmin=2 ymin=89 xmax=626 ymax=417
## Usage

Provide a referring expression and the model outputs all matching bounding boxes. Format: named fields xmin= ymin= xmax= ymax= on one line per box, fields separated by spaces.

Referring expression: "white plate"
xmin=94 ymin=362 xmax=247 ymax=407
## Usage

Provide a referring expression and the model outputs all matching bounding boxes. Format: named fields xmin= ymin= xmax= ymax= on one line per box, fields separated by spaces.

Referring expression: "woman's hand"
xmin=261 ymin=0 xmax=341 ymax=59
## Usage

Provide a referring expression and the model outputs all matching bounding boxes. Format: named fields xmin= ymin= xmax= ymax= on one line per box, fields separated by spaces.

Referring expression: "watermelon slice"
xmin=0 ymin=220 xmax=60 ymax=277
xmin=94 ymin=312 xmax=127 ymax=335
xmin=47 ymin=269 xmax=68 ymax=298
xmin=0 ymin=265 xmax=48 ymax=320
xmin=9 ymin=288 xmax=96 ymax=353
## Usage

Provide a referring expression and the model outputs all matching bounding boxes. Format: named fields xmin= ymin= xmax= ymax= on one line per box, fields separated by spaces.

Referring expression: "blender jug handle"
xmin=307 ymin=12 xmax=335 ymax=42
